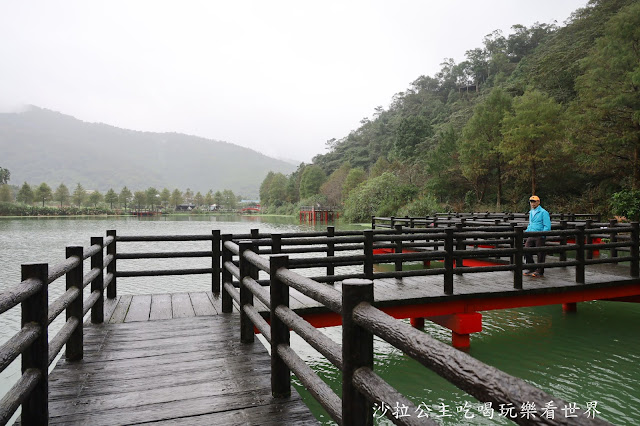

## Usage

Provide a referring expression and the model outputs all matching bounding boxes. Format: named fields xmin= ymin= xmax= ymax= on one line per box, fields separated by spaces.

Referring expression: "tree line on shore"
xmin=0 ymin=176 xmax=243 ymax=215
xmin=259 ymin=0 xmax=640 ymax=222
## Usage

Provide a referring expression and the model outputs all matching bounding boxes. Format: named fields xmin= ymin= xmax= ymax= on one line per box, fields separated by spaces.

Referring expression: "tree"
xmin=17 ymin=182 xmax=34 ymax=204
xmin=0 ymin=167 xmax=10 ymax=184
xmin=571 ymin=2 xmax=640 ymax=189
xmin=88 ymin=190 xmax=103 ymax=207
xmin=299 ymin=165 xmax=327 ymax=199
xmin=221 ymin=189 xmax=237 ymax=210
xmin=267 ymin=173 xmax=288 ymax=206
xmin=369 ymin=157 xmax=391 ymax=179
xmin=500 ymin=90 xmax=565 ymax=195
xmin=160 ymin=188 xmax=171 ymax=207
xmin=460 ymin=88 xmax=513 ymax=207
xmin=54 ymin=183 xmax=70 ymax=207
xmin=204 ymin=190 xmax=214 ymax=207
xmin=184 ymin=188 xmax=194 ymax=203
xmin=343 ymin=172 xmax=411 ymax=222
xmin=259 ymin=171 xmax=276 ymax=205
xmin=194 ymin=192 xmax=204 ymax=207
xmin=213 ymin=191 xmax=223 ymax=206
xmin=133 ymin=191 xmax=147 ymax=210
xmin=72 ymin=184 xmax=87 ymax=206
xmin=35 ymin=183 xmax=53 ymax=207
xmin=342 ymin=168 xmax=367 ymax=201
xmin=105 ymin=189 xmax=118 ymax=209
xmin=146 ymin=187 xmax=159 ymax=210
xmin=0 ymin=184 xmax=13 ymax=202
xmin=119 ymin=187 xmax=132 ymax=210
xmin=392 ymin=115 xmax=433 ymax=160
xmin=170 ymin=189 xmax=183 ymax=207
xmin=320 ymin=163 xmax=351 ymax=206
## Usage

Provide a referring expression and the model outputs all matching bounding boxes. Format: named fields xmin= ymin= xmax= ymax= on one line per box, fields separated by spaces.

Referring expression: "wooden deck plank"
xmin=205 ymin=291 xmax=221 ymax=314
xmin=102 ymin=296 xmax=119 ymax=323
xmin=47 ymin=315 xmax=318 ymax=425
xmin=189 ymin=292 xmax=217 ymax=316
xmin=108 ymin=295 xmax=132 ymax=324
xmin=171 ymin=292 xmax=195 ymax=318
xmin=124 ymin=294 xmax=151 ymax=322
xmin=150 ymin=293 xmax=172 ymax=320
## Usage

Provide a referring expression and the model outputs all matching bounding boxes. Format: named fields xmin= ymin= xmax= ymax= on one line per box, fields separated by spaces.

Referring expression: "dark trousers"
xmin=525 ymin=236 xmax=546 ymax=274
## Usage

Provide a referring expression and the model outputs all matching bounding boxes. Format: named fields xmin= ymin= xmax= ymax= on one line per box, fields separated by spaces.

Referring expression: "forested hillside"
xmin=0 ymin=106 xmax=296 ymax=197
xmin=259 ymin=0 xmax=640 ymax=221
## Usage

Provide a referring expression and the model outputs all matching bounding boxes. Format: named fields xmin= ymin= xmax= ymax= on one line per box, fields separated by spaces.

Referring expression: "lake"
xmin=1 ymin=215 xmax=638 ymax=425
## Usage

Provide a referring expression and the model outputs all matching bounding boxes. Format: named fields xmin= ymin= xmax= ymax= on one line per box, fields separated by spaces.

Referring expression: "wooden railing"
xmin=373 ymin=213 xmax=604 ymax=230
xmin=2 ymin=221 xmax=636 ymax=425
xmin=221 ymin=225 xmax=630 ymax=425
xmin=0 ymin=234 xmax=114 ymax=425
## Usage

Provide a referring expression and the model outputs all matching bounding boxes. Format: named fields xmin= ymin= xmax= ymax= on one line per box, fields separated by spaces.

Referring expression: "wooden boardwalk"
xmin=45 ymin=312 xmax=318 ymax=425
xmin=98 ymin=263 xmax=639 ymax=325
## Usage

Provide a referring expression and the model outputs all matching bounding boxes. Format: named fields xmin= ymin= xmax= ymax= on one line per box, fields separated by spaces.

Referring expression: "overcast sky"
xmin=1 ymin=0 xmax=588 ymax=163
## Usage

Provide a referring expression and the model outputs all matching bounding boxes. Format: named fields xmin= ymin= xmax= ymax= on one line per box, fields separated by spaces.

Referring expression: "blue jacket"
xmin=526 ymin=206 xmax=551 ymax=232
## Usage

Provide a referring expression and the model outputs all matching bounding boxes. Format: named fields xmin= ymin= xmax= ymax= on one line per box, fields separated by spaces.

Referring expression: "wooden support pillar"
xmin=342 ymin=279 xmax=374 ymax=426
xmin=221 ymin=234 xmax=233 ymax=313
xmin=427 ymin=312 xmax=482 ymax=349
xmin=21 ymin=263 xmax=49 ymax=425
xmin=212 ymin=230 xmax=221 ymax=294
xmin=270 ymin=254 xmax=291 ymax=398
xmin=239 ymin=240 xmax=257 ymax=343
xmin=66 ymin=246 xmax=83 ymax=361
xmin=106 ymin=230 xmax=117 ymax=299
xmin=90 ymin=237 xmax=104 ymax=324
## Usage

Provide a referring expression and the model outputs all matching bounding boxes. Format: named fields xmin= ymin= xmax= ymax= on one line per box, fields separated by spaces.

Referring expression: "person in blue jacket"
xmin=524 ymin=195 xmax=551 ymax=277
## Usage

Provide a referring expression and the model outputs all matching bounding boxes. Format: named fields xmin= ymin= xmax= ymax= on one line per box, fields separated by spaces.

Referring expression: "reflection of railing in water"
xmin=2 ymin=220 xmax=636 ymax=425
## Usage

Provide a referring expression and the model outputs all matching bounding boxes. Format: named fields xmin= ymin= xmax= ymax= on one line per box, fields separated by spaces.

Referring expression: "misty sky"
xmin=1 ymin=1 xmax=588 ymax=163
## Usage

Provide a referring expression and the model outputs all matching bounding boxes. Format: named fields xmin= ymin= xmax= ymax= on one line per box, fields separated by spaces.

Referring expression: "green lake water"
xmin=1 ymin=215 xmax=638 ymax=425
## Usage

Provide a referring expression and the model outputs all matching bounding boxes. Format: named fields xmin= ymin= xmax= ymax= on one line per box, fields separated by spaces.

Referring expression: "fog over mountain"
xmin=0 ymin=106 xmax=298 ymax=197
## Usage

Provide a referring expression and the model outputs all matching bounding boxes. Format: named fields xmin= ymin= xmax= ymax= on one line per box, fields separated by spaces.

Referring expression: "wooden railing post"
xmin=455 ymin=223 xmax=464 ymax=269
xmin=66 ymin=246 xmax=84 ymax=360
xmin=239 ymin=240 xmax=256 ymax=343
xmin=341 ymin=279 xmax=374 ymax=426
xmin=106 ymin=230 xmax=117 ymax=298
xmin=327 ymin=226 xmax=335 ymax=283
xmin=394 ymin=224 xmax=403 ymax=272
xmin=559 ymin=220 xmax=568 ymax=262
xmin=390 ymin=216 xmax=395 ymax=229
xmin=21 ymin=263 xmax=49 ymax=425
xmin=575 ymin=225 xmax=585 ymax=284
xmin=269 ymin=254 xmax=291 ymax=398
xmin=631 ymin=222 xmax=639 ymax=278
xmin=212 ymin=230 xmax=221 ymax=294
xmin=609 ymin=219 xmax=618 ymax=262
xmin=91 ymin=237 xmax=104 ymax=324
xmin=371 ymin=216 xmax=376 ymax=230
xmin=221 ymin=234 xmax=233 ymax=313
xmin=514 ymin=227 xmax=523 ymax=290
xmin=251 ymin=228 xmax=259 ymax=240
xmin=363 ymin=230 xmax=374 ymax=280
xmin=432 ymin=218 xmax=439 ymax=252
xmin=585 ymin=219 xmax=593 ymax=260
xmin=444 ymin=228 xmax=454 ymax=294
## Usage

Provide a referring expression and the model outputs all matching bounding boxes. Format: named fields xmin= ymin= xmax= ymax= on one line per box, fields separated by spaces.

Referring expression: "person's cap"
xmin=529 ymin=195 xmax=540 ymax=202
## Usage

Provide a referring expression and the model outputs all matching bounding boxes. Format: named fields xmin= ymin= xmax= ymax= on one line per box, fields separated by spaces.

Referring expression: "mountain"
xmin=0 ymin=106 xmax=297 ymax=197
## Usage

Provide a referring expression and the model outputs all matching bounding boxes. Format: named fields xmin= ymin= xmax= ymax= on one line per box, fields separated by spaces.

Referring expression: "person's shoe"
xmin=531 ymin=272 xmax=544 ymax=278
xmin=523 ymin=271 xmax=533 ymax=276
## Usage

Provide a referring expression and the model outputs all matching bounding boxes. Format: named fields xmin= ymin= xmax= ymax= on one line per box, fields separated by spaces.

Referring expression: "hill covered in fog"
xmin=0 ymin=106 xmax=297 ymax=197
